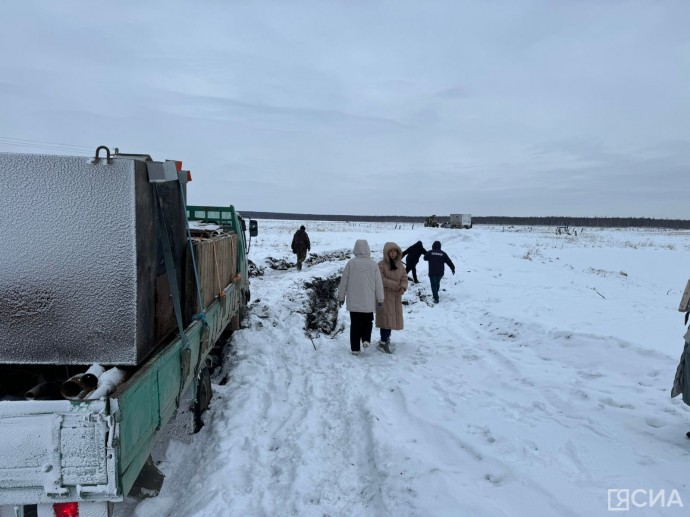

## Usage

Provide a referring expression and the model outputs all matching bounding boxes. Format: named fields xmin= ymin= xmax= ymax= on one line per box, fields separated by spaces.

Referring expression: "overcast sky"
xmin=1 ymin=1 xmax=688 ymax=218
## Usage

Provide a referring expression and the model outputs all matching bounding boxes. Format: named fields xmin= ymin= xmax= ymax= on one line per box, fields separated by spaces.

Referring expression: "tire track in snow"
xmin=214 ymin=270 xmax=393 ymax=515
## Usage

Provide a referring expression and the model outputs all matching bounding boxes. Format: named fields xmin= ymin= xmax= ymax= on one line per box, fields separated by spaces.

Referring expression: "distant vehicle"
xmin=450 ymin=213 xmax=472 ymax=229
xmin=424 ymin=215 xmax=439 ymax=228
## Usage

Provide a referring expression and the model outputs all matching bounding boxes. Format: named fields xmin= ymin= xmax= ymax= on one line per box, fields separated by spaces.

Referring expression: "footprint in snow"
xmin=598 ymin=397 xmax=635 ymax=410
xmin=644 ymin=417 xmax=667 ymax=429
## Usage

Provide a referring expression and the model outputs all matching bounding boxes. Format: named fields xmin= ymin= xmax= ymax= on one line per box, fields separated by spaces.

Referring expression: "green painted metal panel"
xmin=186 ymin=205 xmax=235 ymax=224
xmin=117 ymin=369 xmax=159 ymax=477
xmin=115 ymin=285 xmax=242 ymax=496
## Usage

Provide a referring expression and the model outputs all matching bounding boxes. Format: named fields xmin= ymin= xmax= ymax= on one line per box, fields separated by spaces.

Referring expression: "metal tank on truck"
xmin=0 ymin=147 xmax=257 ymax=517
xmin=449 ymin=213 xmax=472 ymax=229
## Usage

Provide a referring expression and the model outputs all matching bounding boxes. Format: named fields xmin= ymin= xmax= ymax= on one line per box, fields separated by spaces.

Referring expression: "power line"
xmin=0 ymin=136 xmax=94 ymax=149
xmin=0 ymin=136 xmax=98 ymax=154
xmin=0 ymin=142 xmax=89 ymax=154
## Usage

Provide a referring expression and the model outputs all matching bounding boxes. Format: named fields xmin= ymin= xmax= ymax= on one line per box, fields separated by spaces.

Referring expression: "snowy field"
xmin=128 ymin=221 xmax=690 ymax=517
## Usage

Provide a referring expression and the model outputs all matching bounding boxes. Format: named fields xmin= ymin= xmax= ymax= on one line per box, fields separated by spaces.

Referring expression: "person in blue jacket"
xmin=423 ymin=241 xmax=455 ymax=303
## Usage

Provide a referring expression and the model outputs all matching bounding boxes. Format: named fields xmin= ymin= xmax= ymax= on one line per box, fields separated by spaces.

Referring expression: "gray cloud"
xmin=0 ymin=0 xmax=688 ymax=217
xmin=435 ymin=86 xmax=469 ymax=99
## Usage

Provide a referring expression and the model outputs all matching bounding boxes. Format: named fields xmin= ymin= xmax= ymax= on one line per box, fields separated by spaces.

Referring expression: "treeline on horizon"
xmin=240 ymin=211 xmax=690 ymax=229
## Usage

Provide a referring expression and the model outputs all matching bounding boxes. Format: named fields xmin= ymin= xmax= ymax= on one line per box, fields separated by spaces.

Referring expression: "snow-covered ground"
xmin=129 ymin=221 xmax=690 ymax=517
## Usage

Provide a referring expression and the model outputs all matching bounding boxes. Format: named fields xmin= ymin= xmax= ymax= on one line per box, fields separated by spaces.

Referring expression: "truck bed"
xmin=0 ymin=281 xmax=242 ymax=507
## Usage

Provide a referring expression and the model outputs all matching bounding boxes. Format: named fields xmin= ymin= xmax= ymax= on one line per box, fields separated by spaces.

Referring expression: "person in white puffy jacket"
xmin=338 ymin=239 xmax=384 ymax=355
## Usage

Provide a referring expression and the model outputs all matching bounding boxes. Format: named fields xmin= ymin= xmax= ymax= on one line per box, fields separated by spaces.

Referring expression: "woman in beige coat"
xmin=375 ymin=242 xmax=408 ymax=353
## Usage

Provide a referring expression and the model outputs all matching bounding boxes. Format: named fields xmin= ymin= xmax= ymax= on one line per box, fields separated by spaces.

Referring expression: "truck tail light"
xmin=187 ymin=170 xmax=192 ymax=182
xmin=53 ymin=502 xmax=79 ymax=517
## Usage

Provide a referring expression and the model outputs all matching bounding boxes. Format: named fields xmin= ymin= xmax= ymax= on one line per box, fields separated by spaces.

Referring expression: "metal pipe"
xmin=77 ymin=387 xmax=96 ymax=400
xmin=61 ymin=373 xmax=86 ymax=400
xmin=25 ymin=381 xmax=61 ymax=400
xmin=61 ymin=364 xmax=106 ymax=400
xmin=85 ymin=368 xmax=127 ymax=400
xmin=81 ymin=363 xmax=105 ymax=389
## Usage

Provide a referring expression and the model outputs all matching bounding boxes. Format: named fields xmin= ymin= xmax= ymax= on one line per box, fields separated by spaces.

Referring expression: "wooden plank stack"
xmin=184 ymin=232 xmax=238 ymax=322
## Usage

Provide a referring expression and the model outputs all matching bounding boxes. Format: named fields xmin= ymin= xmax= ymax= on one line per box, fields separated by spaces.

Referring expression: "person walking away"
xmin=376 ymin=242 xmax=408 ymax=354
xmin=423 ymin=240 xmax=455 ymax=303
xmin=338 ymin=239 xmax=384 ymax=355
xmin=401 ymin=240 xmax=427 ymax=284
xmin=291 ymin=225 xmax=311 ymax=271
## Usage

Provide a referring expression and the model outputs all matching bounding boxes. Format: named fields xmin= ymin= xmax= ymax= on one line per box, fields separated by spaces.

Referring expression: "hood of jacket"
xmin=353 ymin=239 xmax=371 ymax=258
xmin=383 ymin=241 xmax=402 ymax=261
xmin=432 ymin=241 xmax=441 ymax=250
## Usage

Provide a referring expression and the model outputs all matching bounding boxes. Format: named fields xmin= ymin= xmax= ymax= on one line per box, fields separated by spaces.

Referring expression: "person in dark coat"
xmin=291 ymin=225 xmax=311 ymax=271
xmin=401 ymin=241 xmax=427 ymax=283
xmin=423 ymin=240 xmax=455 ymax=303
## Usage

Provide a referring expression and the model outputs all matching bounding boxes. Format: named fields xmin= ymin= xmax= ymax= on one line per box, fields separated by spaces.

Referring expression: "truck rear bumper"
xmin=0 ymin=400 xmax=120 ymax=506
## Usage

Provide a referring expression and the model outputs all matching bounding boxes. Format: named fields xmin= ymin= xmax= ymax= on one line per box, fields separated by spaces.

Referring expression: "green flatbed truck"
xmin=0 ymin=148 xmax=257 ymax=517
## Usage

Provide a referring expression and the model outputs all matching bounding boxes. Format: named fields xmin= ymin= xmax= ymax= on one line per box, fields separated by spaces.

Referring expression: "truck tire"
xmin=193 ymin=366 xmax=212 ymax=433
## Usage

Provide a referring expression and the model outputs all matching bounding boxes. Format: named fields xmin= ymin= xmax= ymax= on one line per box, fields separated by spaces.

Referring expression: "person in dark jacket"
xmin=291 ymin=225 xmax=311 ymax=271
xmin=401 ymin=241 xmax=427 ymax=283
xmin=423 ymin=240 xmax=455 ymax=303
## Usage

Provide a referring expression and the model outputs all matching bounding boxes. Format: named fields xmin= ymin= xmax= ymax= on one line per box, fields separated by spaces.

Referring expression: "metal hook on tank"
xmin=91 ymin=145 xmax=112 ymax=164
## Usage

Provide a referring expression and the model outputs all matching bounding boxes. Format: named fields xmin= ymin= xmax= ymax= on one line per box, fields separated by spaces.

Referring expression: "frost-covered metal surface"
xmin=0 ymin=399 xmax=118 ymax=506
xmin=0 ymin=153 xmax=138 ymax=364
